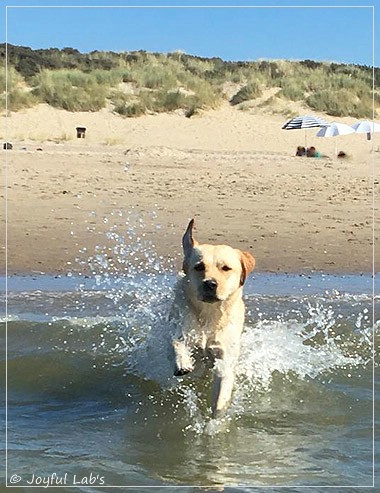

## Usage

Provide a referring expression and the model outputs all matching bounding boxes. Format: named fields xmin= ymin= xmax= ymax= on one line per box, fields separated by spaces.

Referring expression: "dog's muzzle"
xmin=200 ymin=279 xmax=220 ymax=303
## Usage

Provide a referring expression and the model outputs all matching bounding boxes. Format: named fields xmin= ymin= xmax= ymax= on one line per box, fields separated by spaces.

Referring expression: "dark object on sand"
xmin=307 ymin=146 xmax=323 ymax=158
xmin=3 ymin=142 xmax=12 ymax=150
xmin=307 ymin=146 xmax=330 ymax=159
xmin=307 ymin=146 xmax=319 ymax=157
xmin=185 ymin=106 xmax=196 ymax=118
xmin=76 ymin=127 xmax=86 ymax=138
xmin=296 ymin=146 xmax=306 ymax=156
xmin=337 ymin=151 xmax=347 ymax=158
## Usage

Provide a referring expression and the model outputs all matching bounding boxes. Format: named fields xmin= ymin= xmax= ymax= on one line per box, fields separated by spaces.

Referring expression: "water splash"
xmin=63 ymin=211 xmax=374 ymax=434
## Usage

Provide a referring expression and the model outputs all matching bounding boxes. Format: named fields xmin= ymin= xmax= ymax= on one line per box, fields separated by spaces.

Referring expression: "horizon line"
xmin=2 ymin=42 xmax=378 ymax=68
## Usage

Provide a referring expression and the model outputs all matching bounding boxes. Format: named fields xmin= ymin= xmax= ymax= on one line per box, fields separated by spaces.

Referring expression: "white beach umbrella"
xmin=316 ymin=122 xmax=355 ymax=155
xmin=351 ymin=120 xmax=380 ymax=140
xmin=282 ymin=115 xmax=329 ymax=147
xmin=316 ymin=122 xmax=355 ymax=138
xmin=351 ymin=120 xmax=380 ymax=133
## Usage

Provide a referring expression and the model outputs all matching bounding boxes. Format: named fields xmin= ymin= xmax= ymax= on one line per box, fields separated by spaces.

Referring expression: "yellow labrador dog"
xmin=171 ymin=219 xmax=255 ymax=418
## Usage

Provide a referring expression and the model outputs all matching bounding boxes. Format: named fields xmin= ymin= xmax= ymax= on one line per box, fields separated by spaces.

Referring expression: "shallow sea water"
xmin=1 ymin=215 xmax=379 ymax=491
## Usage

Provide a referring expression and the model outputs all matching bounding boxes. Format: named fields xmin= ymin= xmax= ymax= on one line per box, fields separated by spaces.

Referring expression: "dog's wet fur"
xmin=170 ymin=219 xmax=255 ymax=417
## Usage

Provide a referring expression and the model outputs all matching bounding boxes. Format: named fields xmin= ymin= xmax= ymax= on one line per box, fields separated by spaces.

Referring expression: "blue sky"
xmin=1 ymin=1 xmax=377 ymax=66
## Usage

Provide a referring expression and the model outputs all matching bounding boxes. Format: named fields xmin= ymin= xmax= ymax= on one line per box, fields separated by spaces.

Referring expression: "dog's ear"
xmin=182 ymin=218 xmax=198 ymax=256
xmin=182 ymin=219 xmax=198 ymax=273
xmin=239 ymin=251 xmax=255 ymax=286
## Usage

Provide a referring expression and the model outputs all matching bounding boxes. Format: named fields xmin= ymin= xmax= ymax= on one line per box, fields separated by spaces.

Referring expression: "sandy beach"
xmin=1 ymin=102 xmax=378 ymax=275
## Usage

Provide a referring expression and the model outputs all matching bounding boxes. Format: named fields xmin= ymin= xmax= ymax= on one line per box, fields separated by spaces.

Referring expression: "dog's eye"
xmin=194 ymin=262 xmax=205 ymax=272
xmin=222 ymin=265 xmax=232 ymax=272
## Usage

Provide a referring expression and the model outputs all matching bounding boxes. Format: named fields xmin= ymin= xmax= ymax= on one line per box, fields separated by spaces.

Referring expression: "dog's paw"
xmin=207 ymin=344 xmax=224 ymax=360
xmin=212 ymin=407 xmax=227 ymax=419
xmin=173 ymin=340 xmax=194 ymax=376
xmin=174 ymin=366 xmax=193 ymax=377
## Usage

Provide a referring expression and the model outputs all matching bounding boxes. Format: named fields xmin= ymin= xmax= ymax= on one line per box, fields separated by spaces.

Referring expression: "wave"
xmin=3 ymin=294 xmax=375 ymax=436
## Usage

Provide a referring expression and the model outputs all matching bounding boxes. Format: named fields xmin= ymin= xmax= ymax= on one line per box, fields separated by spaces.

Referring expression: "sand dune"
xmin=1 ymin=102 xmax=378 ymax=274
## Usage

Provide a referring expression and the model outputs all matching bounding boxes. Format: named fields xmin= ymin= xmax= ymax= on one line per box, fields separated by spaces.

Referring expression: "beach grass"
xmin=0 ymin=65 xmax=38 ymax=111
xmin=230 ymin=81 xmax=262 ymax=105
xmin=31 ymin=70 xmax=109 ymax=111
xmin=1 ymin=45 xmax=378 ymax=118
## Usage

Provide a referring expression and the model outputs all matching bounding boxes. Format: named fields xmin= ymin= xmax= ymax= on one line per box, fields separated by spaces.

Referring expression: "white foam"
xmin=238 ymin=319 xmax=362 ymax=390
xmin=0 ymin=314 xmax=20 ymax=323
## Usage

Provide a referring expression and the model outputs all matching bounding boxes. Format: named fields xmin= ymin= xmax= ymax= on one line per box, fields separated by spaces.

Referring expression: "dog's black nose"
xmin=203 ymin=279 xmax=218 ymax=292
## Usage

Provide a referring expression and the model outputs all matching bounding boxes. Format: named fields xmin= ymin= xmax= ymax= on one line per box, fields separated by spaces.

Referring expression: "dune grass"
xmin=1 ymin=45 xmax=378 ymax=118
xmin=31 ymin=69 xmax=108 ymax=111
xmin=230 ymin=81 xmax=262 ymax=105
xmin=0 ymin=65 xmax=38 ymax=111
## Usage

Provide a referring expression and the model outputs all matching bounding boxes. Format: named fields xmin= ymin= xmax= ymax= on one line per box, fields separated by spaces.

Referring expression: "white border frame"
xmin=3 ymin=3 xmax=376 ymax=489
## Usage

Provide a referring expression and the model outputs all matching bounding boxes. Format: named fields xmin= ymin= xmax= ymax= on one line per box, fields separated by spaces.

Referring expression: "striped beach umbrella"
xmin=282 ymin=115 xmax=329 ymax=147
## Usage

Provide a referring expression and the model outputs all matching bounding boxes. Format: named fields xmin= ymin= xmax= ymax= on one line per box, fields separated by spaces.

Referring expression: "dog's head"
xmin=182 ymin=219 xmax=255 ymax=303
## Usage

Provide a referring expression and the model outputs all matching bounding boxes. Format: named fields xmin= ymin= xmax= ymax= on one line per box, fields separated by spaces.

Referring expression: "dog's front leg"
xmin=172 ymin=338 xmax=194 ymax=376
xmin=208 ymin=339 xmax=240 ymax=418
